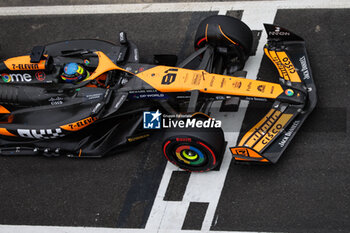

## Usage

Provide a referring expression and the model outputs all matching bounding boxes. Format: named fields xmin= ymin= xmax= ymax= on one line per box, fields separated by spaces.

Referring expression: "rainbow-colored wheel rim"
xmin=175 ymin=145 xmax=205 ymax=165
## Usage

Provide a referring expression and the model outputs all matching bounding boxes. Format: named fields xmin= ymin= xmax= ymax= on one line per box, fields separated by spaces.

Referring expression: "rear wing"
xmin=230 ymin=24 xmax=317 ymax=163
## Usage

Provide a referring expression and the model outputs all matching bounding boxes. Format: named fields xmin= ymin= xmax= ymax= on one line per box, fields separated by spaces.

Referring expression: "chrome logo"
xmin=1 ymin=73 xmax=11 ymax=83
xmin=175 ymin=145 xmax=205 ymax=165
xmin=285 ymin=89 xmax=294 ymax=96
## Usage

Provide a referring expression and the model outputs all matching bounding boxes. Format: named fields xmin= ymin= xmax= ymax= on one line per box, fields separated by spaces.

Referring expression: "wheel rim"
xmin=175 ymin=145 xmax=206 ymax=166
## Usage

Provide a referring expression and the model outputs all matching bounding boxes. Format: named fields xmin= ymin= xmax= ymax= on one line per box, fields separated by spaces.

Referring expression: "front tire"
xmin=194 ymin=15 xmax=253 ymax=71
xmin=162 ymin=127 xmax=225 ymax=172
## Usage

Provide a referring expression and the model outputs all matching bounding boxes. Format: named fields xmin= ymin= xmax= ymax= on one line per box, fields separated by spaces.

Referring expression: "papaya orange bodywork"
xmin=230 ymin=147 xmax=269 ymax=162
xmin=264 ymin=48 xmax=302 ymax=83
xmin=0 ymin=128 xmax=16 ymax=137
xmin=60 ymin=117 xmax=97 ymax=131
xmin=238 ymin=109 xmax=293 ymax=153
xmin=4 ymin=55 xmax=46 ymax=70
xmin=136 ymin=66 xmax=284 ymax=99
xmin=0 ymin=105 xmax=10 ymax=114
xmin=85 ymin=52 xmax=129 ymax=81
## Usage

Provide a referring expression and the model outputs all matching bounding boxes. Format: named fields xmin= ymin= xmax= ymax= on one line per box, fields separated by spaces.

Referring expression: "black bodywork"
xmin=0 ymin=21 xmax=316 ymax=166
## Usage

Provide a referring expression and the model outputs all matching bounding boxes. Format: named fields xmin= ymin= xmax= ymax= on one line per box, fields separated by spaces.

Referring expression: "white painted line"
xmin=145 ymin=162 xmax=181 ymax=230
xmin=144 ymin=3 xmax=278 ymax=232
xmin=183 ymin=7 xmax=277 ymax=231
xmin=242 ymin=8 xmax=278 ymax=80
xmin=217 ymin=6 xmax=227 ymax=16
xmin=0 ymin=1 xmax=348 ymax=233
xmin=0 ymin=0 xmax=349 ymax=16
xmin=0 ymin=224 xmax=265 ymax=233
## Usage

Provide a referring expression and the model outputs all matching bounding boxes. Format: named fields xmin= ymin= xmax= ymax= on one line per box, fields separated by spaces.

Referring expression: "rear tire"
xmin=162 ymin=127 xmax=225 ymax=172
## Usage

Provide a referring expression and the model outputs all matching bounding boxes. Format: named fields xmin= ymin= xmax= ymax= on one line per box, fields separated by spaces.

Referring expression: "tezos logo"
xmin=143 ymin=110 xmax=162 ymax=129
xmin=1 ymin=73 xmax=32 ymax=83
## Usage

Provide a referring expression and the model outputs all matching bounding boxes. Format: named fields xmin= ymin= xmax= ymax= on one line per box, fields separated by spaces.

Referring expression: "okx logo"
xmin=143 ymin=110 xmax=162 ymax=129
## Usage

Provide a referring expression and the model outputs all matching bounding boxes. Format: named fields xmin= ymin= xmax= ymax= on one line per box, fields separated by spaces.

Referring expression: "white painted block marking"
xmin=0 ymin=1 xmax=349 ymax=233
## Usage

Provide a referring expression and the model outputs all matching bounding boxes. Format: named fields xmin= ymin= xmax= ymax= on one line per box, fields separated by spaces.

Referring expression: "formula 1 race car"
xmin=0 ymin=15 xmax=316 ymax=172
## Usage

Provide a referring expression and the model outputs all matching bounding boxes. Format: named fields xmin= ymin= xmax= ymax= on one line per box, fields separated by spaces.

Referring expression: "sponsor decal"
xmin=104 ymin=89 xmax=110 ymax=98
xmin=299 ymin=56 xmax=311 ymax=80
xmin=272 ymin=55 xmax=288 ymax=78
xmin=1 ymin=73 xmax=11 ymax=82
xmin=281 ymin=57 xmax=296 ymax=74
xmin=234 ymin=148 xmax=250 ymax=157
xmin=134 ymin=48 xmax=139 ymax=62
xmin=257 ymin=85 xmax=266 ymax=93
xmin=86 ymin=93 xmax=103 ymax=100
xmin=245 ymin=97 xmax=267 ymax=102
xmin=285 ymin=89 xmax=294 ymax=96
xmin=261 ymin=124 xmax=283 ymax=145
xmin=129 ymin=89 xmax=168 ymax=100
xmin=49 ymin=97 xmax=63 ymax=105
xmin=60 ymin=117 xmax=97 ymax=131
xmin=12 ymin=63 xmax=39 ymax=70
xmin=268 ymin=26 xmax=290 ymax=36
xmin=114 ymin=94 xmax=127 ymax=109
xmin=192 ymin=74 xmax=201 ymax=85
xmin=35 ymin=71 xmax=46 ymax=81
xmin=17 ymin=128 xmax=64 ymax=139
xmin=176 ymin=138 xmax=191 ymax=142
xmin=220 ymin=78 xmax=226 ymax=88
xmin=184 ymin=73 xmax=189 ymax=83
xmin=143 ymin=110 xmax=162 ymax=129
xmin=246 ymin=82 xmax=252 ymax=91
xmin=210 ymin=77 xmax=215 ymax=87
xmin=232 ymin=81 xmax=242 ymax=89
xmin=1 ymin=73 xmax=32 ymax=82
xmin=161 ymin=69 xmax=178 ymax=85
xmin=127 ymin=134 xmax=150 ymax=142
xmin=279 ymin=120 xmax=300 ymax=147
xmin=92 ymin=103 xmax=102 ymax=114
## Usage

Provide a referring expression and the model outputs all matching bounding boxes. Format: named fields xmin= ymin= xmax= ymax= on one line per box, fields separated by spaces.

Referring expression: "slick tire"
xmin=194 ymin=15 xmax=253 ymax=62
xmin=162 ymin=126 xmax=225 ymax=172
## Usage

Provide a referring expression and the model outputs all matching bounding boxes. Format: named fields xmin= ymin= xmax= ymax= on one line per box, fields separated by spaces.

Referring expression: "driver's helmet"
xmin=61 ymin=63 xmax=89 ymax=83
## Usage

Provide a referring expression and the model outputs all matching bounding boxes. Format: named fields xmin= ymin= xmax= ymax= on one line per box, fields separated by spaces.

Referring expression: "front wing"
xmin=230 ymin=24 xmax=317 ymax=163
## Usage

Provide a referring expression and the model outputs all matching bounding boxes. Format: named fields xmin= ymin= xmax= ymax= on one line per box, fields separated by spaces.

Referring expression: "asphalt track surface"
xmin=0 ymin=1 xmax=349 ymax=233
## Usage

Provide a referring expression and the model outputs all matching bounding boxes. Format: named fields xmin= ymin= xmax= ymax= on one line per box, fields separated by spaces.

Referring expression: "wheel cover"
xmin=175 ymin=145 xmax=205 ymax=165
